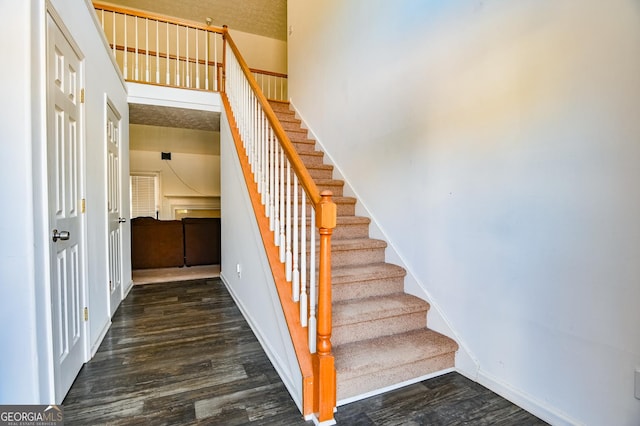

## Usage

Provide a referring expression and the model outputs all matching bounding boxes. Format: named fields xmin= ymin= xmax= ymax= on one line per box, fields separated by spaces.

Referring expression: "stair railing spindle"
xmin=292 ymin=175 xmax=300 ymax=301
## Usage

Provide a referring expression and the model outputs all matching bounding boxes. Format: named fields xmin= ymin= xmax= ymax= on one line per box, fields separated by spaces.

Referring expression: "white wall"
xmin=130 ymin=150 xmax=220 ymax=219
xmin=0 ymin=0 xmax=43 ymax=404
xmin=288 ymin=1 xmax=640 ymax=425
xmin=220 ymin=109 xmax=304 ymax=413
xmin=0 ymin=0 xmax=129 ymax=403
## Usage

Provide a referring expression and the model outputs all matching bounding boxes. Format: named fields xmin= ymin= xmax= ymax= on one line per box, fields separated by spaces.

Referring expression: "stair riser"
xmin=329 ymin=246 xmax=386 ymax=268
xmin=308 ymin=168 xmax=333 ymax=180
xmin=336 ymin=352 xmax=456 ymax=401
xmin=287 ymin=132 xmax=313 ymax=143
xmin=335 ymin=202 xmax=356 ymax=217
xmin=280 ymin=120 xmax=302 ymax=130
xmin=269 ymin=103 xmax=293 ymax=113
xmin=299 ymin=153 xmax=325 ymax=166
xmin=292 ymin=141 xmax=317 ymax=152
xmin=333 ymin=311 xmax=427 ymax=346
xmin=285 ymin=129 xmax=309 ymax=140
xmin=305 ymin=246 xmax=385 ymax=268
xmin=297 ymin=222 xmax=369 ymax=240
xmin=277 ymin=181 xmax=343 ymax=197
xmin=333 ymin=276 xmax=405 ymax=302
xmin=299 ymin=202 xmax=355 ymax=217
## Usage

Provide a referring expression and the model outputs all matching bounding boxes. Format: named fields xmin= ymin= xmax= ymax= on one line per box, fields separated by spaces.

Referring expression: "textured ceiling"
xmin=100 ymin=0 xmax=287 ymax=41
xmin=129 ymin=104 xmax=221 ymax=131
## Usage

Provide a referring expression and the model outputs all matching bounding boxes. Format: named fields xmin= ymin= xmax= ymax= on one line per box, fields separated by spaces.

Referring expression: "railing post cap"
xmin=317 ymin=191 xmax=336 ymax=230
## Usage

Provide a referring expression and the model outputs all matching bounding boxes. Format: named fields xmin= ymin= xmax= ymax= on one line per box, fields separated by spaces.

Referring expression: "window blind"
xmin=130 ymin=175 xmax=157 ymax=218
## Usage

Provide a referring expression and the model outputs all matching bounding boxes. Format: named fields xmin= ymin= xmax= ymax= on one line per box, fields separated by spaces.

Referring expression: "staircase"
xmin=269 ymin=100 xmax=459 ymax=402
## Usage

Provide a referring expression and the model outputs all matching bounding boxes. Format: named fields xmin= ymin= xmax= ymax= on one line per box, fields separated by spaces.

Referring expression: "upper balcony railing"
xmin=93 ymin=2 xmax=288 ymax=100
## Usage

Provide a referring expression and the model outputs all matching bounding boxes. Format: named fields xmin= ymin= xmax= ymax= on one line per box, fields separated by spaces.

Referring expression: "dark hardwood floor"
xmin=63 ymin=278 xmax=546 ymax=425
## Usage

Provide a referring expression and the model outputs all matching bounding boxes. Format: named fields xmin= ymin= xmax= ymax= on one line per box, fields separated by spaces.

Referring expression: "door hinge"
xmin=81 ymin=198 xmax=86 ymax=213
xmin=83 ymin=307 xmax=89 ymax=321
xmin=80 ymin=88 xmax=85 ymax=103
xmin=109 ymin=280 xmax=113 ymax=291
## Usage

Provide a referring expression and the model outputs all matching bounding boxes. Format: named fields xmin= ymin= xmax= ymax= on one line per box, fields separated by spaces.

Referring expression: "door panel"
xmin=107 ymin=103 xmax=123 ymax=316
xmin=47 ymin=12 xmax=86 ymax=403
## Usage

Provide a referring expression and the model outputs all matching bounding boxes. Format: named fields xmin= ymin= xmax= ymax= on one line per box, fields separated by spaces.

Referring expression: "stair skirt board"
xmin=336 ymin=368 xmax=455 ymax=407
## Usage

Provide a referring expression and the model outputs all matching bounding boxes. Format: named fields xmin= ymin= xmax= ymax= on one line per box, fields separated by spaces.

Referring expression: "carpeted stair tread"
xmin=334 ymin=328 xmax=458 ymax=382
xmin=268 ymin=100 xmax=292 ymax=113
xmin=334 ymin=329 xmax=457 ymax=400
xmin=333 ymin=293 xmax=428 ymax=326
xmin=332 ymin=263 xmax=406 ymax=284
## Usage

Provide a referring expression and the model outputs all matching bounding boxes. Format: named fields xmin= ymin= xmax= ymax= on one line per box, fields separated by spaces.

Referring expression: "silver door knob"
xmin=52 ymin=229 xmax=70 ymax=242
xmin=118 ymin=217 xmax=127 ymax=223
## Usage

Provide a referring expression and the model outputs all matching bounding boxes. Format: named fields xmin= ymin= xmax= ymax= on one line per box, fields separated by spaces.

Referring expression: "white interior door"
xmin=47 ymin=12 xmax=86 ymax=403
xmin=107 ymin=102 xmax=124 ymax=316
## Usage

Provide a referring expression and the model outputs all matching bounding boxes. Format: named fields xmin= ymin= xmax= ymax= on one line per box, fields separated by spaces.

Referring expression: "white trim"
xmin=127 ymin=82 xmax=221 ymax=111
xmin=336 ymin=368 xmax=455 ymax=407
xmin=473 ymin=369 xmax=583 ymax=426
xmin=90 ymin=320 xmax=112 ymax=358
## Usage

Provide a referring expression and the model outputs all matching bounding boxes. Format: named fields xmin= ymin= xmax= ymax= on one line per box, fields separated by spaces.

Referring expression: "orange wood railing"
xmin=93 ymin=2 xmax=288 ymax=100
xmin=223 ymin=29 xmax=337 ymax=422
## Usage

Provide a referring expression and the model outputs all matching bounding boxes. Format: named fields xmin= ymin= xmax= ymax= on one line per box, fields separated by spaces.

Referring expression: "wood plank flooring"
xmin=63 ymin=278 xmax=547 ymax=425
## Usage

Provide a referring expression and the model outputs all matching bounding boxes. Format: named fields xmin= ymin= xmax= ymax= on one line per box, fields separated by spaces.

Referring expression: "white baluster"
xmin=214 ymin=32 xmax=218 ymax=91
xmin=195 ymin=29 xmax=200 ymax=89
xmin=165 ymin=22 xmax=170 ymax=85
xmin=110 ymin=11 xmax=116 ymax=59
xmin=134 ymin=16 xmax=139 ymax=80
xmin=155 ymin=20 xmax=160 ymax=83
xmin=274 ymin=142 xmax=280 ymax=245
xmin=123 ymin=14 xmax=128 ymax=79
xmin=300 ymin=193 xmax=308 ymax=326
xmin=308 ymin=208 xmax=317 ymax=353
xmin=261 ymin=112 xmax=268 ymax=205
xmin=186 ymin=27 xmax=190 ymax=88
xmin=176 ymin=24 xmax=180 ymax=86
xmin=279 ymin=149 xmax=286 ymax=263
xmin=145 ymin=18 xmax=149 ymax=82
xmin=285 ymin=161 xmax=292 ymax=282
xmin=205 ymin=30 xmax=209 ymax=90
xmin=269 ymin=127 xmax=275 ymax=231
xmin=292 ymin=175 xmax=300 ymax=301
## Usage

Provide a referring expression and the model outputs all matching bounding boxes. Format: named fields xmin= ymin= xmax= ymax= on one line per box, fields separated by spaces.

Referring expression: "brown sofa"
xmin=131 ymin=217 xmax=221 ymax=269
xmin=183 ymin=217 xmax=221 ymax=266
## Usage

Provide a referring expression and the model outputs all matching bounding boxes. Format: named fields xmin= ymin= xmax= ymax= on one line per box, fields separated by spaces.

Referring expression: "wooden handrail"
xmin=249 ymin=68 xmax=288 ymax=79
xmin=224 ymin=28 xmax=337 ymax=423
xmin=93 ymin=1 xmax=225 ymax=34
xmin=223 ymin=30 xmax=321 ymax=208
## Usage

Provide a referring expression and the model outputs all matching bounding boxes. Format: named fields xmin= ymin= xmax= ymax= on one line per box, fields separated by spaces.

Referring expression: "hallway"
xmin=62 ymin=279 xmax=546 ymax=425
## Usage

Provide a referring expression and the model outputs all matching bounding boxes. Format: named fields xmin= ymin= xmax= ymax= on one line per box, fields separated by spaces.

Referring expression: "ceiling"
xmin=101 ymin=0 xmax=287 ymax=41
xmin=129 ymin=104 xmax=221 ymax=131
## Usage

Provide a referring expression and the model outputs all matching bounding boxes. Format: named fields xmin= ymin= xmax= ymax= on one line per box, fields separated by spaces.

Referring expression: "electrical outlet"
xmin=635 ymin=368 xmax=640 ymax=400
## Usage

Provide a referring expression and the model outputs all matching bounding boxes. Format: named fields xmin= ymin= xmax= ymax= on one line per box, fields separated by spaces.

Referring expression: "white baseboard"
xmin=90 ymin=319 xmax=111 ymax=358
xmin=471 ymin=369 xmax=583 ymax=426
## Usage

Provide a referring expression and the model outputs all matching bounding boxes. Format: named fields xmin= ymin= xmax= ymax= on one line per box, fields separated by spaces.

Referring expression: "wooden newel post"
xmin=315 ymin=190 xmax=337 ymax=422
